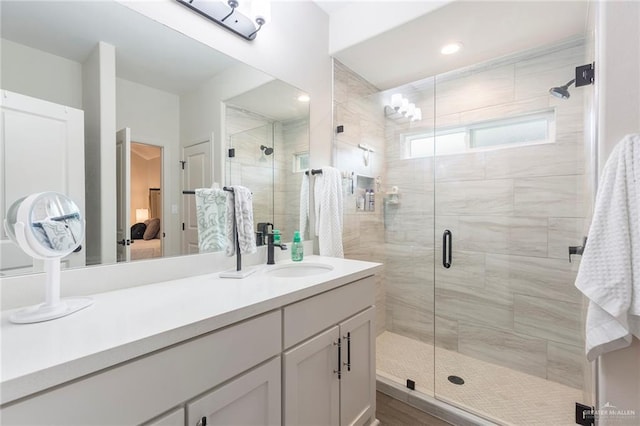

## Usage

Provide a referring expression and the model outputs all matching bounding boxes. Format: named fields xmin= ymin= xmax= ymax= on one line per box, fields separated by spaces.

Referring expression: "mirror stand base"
xmin=9 ymin=297 xmax=93 ymax=324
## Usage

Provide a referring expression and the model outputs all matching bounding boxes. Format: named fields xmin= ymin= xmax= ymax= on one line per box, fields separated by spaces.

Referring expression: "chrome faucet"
xmin=267 ymin=233 xmax=287 ymax=265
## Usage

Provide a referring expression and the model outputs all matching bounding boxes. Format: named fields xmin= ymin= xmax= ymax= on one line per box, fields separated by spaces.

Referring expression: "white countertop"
xmin=1 ymin=256 xmax=381 ymax=405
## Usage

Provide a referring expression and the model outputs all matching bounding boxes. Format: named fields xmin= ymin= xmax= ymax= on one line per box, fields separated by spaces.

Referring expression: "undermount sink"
xmin=265 ymin=262 xmax=334 ymax=278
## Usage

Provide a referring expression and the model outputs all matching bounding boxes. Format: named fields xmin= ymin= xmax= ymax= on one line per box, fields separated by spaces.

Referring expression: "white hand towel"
xmin=575 ymin=133 xmax=640 ymax=361
xmin=300 ymin=173 xmax=310 ymax=239
xmin=314 ymin=166 xmax=344 ymax=258
xmin=195 ymin=188 xmax=227 ymax=253
xmin=225 ymin=185 xmax=257 ymax=256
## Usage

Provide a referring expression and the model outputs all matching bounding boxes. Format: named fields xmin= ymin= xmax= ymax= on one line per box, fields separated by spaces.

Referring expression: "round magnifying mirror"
xmin=4 ymin=192 xmax=92 ymax=324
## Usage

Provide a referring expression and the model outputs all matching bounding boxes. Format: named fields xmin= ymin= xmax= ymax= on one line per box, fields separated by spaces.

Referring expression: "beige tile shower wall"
xmin=226 ymin=110 xmax=307 ymax=242
xmin=333 ymin=60 xmax=387 ymax=335
xmin=385 ymin=43 xmax=588 ymax=390
xmin=276 ymin=118 xmax=309 ymax=241
xmin=225 ymin=107 xmax=276 ymax=233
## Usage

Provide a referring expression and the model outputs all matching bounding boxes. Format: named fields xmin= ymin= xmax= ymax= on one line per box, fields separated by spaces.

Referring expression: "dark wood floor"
xmin=376 ymin=392 xmax=452 ymax=426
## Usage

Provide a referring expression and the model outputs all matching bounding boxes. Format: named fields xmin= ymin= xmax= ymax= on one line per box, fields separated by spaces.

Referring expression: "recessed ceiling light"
xmin=441 ymin=42 xmax=463 ymax=55
xmin=297 ymin=94 xmax=310 ymax=102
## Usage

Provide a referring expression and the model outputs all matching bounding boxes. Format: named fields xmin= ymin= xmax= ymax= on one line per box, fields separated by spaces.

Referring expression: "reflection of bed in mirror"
xmin=131 ymin=238 xmax=161 ymax=260
xmin=130 ymin=217 xmax=161 ymax=260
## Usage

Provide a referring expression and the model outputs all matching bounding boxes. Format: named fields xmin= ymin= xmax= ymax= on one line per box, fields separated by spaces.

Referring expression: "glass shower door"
xmin=371 ymin=76 xmax=438 ymax=398
xmin=432 ymin=41 xmax=594 ymax=424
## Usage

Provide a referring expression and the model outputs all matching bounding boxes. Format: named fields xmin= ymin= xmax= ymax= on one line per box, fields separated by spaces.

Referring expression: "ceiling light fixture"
xmin=297 ymin=94 xmax=310 ymax=102
xmin=441 ymin=42 xmax=463 ymax=55
xmin=176 ymin=0 xmax=271 ymax=41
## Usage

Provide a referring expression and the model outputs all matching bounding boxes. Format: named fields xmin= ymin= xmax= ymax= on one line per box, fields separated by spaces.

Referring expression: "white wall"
xmin=83 ymin=42 xmax=117 ymax=266
xmin=116 ymin=78 xmax=180 ymax=255
xmin=325 ymin=1 xmax=449 ymax=54
xmin=596 ymin=0 xmax=640 ymax=421
xmin=119 ymin=0 xmax=333 ymax=170
xmin=0 ymin=39 xmax=83 ymax=109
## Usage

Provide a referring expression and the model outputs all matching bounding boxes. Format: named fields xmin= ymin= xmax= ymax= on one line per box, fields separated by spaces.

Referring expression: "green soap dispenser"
xmin=291 ymin=231 xmax=304 ymax=261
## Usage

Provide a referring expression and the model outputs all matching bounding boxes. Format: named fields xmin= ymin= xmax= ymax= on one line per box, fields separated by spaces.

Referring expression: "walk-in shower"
xmin=334 ymin=37 xmax=595 ymax=425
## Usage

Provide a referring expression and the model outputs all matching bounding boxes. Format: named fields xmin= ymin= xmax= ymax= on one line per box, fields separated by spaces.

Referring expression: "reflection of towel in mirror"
xmin=575 ymin=133 xmax=640 ymax=360
xmin=40 ymin=217 xmax=81 ymax=251
xmin=195 ymin=188 xmax=227 ymax=252
xmin=225 ymin=186 xmax=257 ymax=256
xmin=300 ymin=173 xmax=310 ymax=239
xmin=314 ymin=166 xmax=343 ymax=258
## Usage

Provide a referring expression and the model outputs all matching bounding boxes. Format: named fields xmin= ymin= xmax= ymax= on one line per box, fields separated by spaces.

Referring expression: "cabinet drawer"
xmin=1 ymin=310 xmax=281 ymax=426
xmin=283 ymin=276 xmax=375 ymax=349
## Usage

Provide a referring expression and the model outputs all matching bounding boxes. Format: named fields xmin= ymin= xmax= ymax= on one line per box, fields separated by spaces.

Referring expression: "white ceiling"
xmin=0 ymin=1 xmax=239 ymax=95
xmin=319 ymin=0 xmax=590 ymax=90
xmin=1 ymin=0 xmax=310 ymax=121
xmin=227 ymin=79 xmax=310 ymax=122
xmin=131 ymin=143 xmax=161 ymax=161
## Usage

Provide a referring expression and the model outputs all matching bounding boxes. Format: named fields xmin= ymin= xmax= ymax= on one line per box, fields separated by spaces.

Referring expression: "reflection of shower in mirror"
xmin=260 ymin=145 xmax=274 ymax=155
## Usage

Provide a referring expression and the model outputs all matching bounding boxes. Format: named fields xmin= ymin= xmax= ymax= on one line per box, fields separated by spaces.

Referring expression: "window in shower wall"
xmin=406 ymin=109 xmax=555 ymax=158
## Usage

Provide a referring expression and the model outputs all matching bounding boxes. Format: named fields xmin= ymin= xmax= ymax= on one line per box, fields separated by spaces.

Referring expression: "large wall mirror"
xmin=0 ymin=0 xmax=310 ymax=277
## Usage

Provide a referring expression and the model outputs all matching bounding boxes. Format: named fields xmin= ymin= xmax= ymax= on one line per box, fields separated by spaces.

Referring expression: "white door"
xmin=340 ymin=307 xmax=376 ymax=426
xmin=284 ymin=326 xmax=340 ymax=426
xmin=187 ymin=357 xmax=281 ymax=426
xmin=0 ymin=90 xmax=85 ymax=275
xmin=181 ymin=140 xmax=211 ymax=255
xmin=116 ymin=128 xmax=131 ymax=262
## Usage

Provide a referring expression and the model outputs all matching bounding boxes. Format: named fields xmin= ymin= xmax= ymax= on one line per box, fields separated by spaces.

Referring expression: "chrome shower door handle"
xmin=443 ymin=230 xmax=452 ymax=269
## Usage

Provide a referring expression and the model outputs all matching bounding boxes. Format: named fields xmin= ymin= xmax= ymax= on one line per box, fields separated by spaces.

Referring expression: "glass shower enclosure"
xmin=335 ymin=36 xmax=594 ymax=425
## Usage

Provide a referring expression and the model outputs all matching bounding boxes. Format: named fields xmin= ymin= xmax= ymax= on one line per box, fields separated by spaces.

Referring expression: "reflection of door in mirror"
xmin=181 ymin=140 xmax=212 ymax=255
xmin=117 ymin=133 xmax=165 ymax=263
xmin=0 ymin=91 xmax=86 ymax=276
xmin=116 ymin=128 xmax=131 ymax=263
xmin=130 ymin=142 xmax=163 ymax=261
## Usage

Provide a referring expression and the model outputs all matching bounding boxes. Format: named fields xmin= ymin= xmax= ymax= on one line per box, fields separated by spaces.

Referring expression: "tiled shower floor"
xmin=377 ymin=331 xmax=588 ymax=426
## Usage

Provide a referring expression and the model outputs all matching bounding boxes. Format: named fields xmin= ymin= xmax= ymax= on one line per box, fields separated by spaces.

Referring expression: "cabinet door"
xmin=187 ymin=357 xmax=281 ymax=426
xmin=340 ymin=307 xmax=376 ymax=426
xmin=284 ymin=326 xmax=340 ymax=426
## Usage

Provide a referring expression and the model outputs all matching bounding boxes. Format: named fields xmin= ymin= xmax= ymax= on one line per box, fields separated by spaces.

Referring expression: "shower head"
xmin=549 ymin=79 xmax=575 ymax=100
xmin=260 ymin=145 xmax=274 ymax=155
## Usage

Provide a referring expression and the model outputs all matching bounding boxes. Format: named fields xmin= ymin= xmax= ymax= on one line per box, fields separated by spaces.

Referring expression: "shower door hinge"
xmin=575 ymin=402 xmax=595 ymax=426
xmin=575 ymin=63 xmax=595 ymax=87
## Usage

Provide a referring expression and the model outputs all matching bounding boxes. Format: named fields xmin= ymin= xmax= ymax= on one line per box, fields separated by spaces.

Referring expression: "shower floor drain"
xmin=447 ymin=375 xmax=465 ymax=385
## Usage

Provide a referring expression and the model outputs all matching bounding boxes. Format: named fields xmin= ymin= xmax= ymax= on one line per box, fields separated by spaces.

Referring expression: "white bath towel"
xmin=314 ymin=166 xmax=344 ymax=258
xmin=225 ymin=186 xmax=257 ymax=256
xmin=195 ymin=188 xmax=227 ymax=253
xmin=299 ymin=173 xmax=310 ymax=239
xmin=575 ymin=133 xmax=640 ymax=361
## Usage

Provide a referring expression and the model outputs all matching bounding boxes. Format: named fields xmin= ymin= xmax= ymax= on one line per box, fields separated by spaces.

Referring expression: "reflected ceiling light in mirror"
xmin=297 ymin=94 xmax=310 ymax=102
xmin=176 ymin=0 xmax=271 ymax=41
xmin=385 ymin=94 xmax=422 ymax=122
xmin=441 ymin=41 xmax=463 ymax=55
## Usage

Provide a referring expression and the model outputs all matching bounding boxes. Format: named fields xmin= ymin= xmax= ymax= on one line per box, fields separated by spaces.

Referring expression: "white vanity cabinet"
xmin=1 ymin=259 xmax=380 ymax=426
xmin=283 ymin=276 xmax=376 ymax=426
xmin=1 ymin=311 xmax=282 ymax=426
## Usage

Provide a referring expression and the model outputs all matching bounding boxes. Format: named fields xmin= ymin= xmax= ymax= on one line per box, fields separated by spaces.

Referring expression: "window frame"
xmin=405 ymin=109 xmax=556 ymax=159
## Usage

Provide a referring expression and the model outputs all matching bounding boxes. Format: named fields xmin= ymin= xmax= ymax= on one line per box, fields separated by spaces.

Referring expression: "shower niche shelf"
xmin=356 ymin=175 xmax=376 ymax=212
